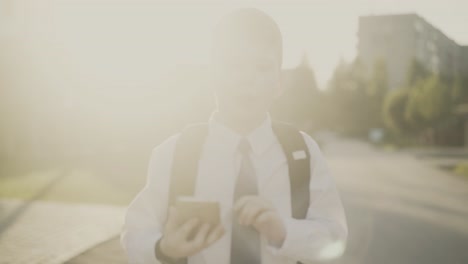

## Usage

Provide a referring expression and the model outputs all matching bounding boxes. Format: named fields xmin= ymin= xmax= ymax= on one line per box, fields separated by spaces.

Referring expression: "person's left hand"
xmin=234 ymin=196 xmax=286 ymax=248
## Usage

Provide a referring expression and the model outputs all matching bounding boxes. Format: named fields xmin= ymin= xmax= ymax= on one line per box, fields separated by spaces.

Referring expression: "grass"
xmin=382 ymin=143 xmax=398 ymax=152
xmin=0 ymin=168 xmax=135 ymax=205
xmin=453 ymin=162 xmax=468 ymax=178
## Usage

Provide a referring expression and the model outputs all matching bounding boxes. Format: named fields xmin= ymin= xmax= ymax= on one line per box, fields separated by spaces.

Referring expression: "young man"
xmin=121 ymin=8 xmax=347 ymax=264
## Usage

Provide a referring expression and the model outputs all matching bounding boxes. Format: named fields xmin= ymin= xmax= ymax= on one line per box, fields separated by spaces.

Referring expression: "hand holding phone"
xmin=158 ymin=197 xmax=224 ymax=260
xmin=175 ymin=197 xmax=221 ymax=226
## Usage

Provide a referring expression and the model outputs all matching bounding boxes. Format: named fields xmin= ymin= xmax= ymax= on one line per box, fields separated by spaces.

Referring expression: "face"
xmin=212 ymin=40 xmax=282 ymax=121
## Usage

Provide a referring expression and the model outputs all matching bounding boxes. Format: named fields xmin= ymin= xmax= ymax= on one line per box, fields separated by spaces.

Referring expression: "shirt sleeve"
xmin=120 ymin=134 xmax=180 ymax=264
xmin=267 ymin=132 xmax=348 ymax=263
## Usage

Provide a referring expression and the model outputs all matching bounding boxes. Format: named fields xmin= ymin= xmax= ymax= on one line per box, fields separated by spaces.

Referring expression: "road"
xmin=324 ymin=138 xmax=468 ymax=264
xmin=69 ymin=138 xmax=468 ymax=263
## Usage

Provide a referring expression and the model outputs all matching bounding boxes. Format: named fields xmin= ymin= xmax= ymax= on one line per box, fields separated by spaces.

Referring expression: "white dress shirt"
xmin=121 ymin=112 xmax=348 ymax=264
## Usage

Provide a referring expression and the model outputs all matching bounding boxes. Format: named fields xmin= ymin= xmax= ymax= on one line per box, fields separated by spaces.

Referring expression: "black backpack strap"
xmin=272 ymin=121 xmax=311 ymax=219
xmin=168 ymin=123 xmax=209 ymax=208
xmin=165 ymin=123 xmax=208 ymax=264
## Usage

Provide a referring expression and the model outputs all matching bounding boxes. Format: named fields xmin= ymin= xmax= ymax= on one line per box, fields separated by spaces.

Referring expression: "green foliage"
xmin=454 ymin=162 xmax=468 ymax=177
xmin=404 ymin=79 xmax=426 ymax=131
xmin=450 ymin=75 xmax=468 ymax=104
xmin=405 ymin=58 xmax=430 ymax=86
xmin=451 ymin=76 xmax=463 ymax=103
xmin=368 ymin=59 xmax=388 ymax=128
xmin=419 ymin=75 xmax=451 ymax=123
xmin=383 ymin=88 xmax=411 ymax=134
xmin=401 ymin=74 xmax=451 ymax=133
xmin=382 ymin=57 xmax=460 ymax=146
xmin=368 ymin=59 xmax=388 ymax=98
xmin=324 ymin=57 xmax=388 ymax=136
xmin=277 ymin=54 xmax=461 ymax=146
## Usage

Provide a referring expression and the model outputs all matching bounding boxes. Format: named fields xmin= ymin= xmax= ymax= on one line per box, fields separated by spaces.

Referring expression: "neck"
xmin=216 ymin=111 xmax=267 ymax=136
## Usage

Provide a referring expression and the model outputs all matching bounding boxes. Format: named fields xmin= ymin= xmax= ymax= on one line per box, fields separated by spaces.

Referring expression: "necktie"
xmin=230 ymin=138 xmax=261 ymax=264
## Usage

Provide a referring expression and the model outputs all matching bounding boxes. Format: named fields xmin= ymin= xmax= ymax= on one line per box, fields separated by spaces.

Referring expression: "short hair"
xmin=212 ymin=8 xmax=283 ymax=66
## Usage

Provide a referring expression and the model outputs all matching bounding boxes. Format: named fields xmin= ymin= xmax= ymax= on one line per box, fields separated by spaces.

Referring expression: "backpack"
xmin=167 ymin=121 xmax=311 ymax=263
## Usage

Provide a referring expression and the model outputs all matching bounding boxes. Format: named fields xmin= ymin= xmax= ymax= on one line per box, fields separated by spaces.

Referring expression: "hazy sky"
xmin=22 ymin=0 xmax=468 ymax=89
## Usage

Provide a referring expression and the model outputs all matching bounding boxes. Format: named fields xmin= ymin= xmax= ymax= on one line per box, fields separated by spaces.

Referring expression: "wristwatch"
xmin=155 ymin=237 xmax=187 ymax=264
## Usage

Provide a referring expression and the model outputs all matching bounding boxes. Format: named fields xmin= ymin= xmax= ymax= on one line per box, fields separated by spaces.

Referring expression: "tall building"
xmin=461 ymin=45 xmax=468 ymax=78
xmin=358 ymin=13 xmax=468 ymax=90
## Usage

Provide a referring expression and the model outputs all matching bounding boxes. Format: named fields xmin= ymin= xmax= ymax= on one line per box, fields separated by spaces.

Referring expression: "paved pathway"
xmin=0 ymin=199 xmax=125 ymax=264
xmin=66 ymin=236 xmax=125 ymax=264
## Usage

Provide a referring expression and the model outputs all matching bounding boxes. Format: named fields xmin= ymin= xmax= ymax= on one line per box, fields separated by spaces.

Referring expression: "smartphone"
xmin=175 ymin=197 xmax=221 ymax=226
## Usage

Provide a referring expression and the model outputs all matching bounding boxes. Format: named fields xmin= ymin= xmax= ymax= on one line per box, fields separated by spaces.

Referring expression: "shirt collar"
xmin=208 ymin=111 xmax=275 ymax=157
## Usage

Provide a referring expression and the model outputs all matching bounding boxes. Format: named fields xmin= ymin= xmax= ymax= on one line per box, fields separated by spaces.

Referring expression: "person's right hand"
xmin=159 ymin=207 xmax=225 ymax=259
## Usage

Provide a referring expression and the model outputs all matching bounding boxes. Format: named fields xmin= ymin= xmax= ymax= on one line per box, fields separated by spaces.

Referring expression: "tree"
xmin=383 ymin=88 xmax=411 ymax=134
xmin=324 ymin=57 xmax=387 ymax=136
xmin=404 ymin=74 xmax=451 ymax=131
xmin=419 ymin=75 xmax=451 ymax=125
xmin=380 ymin=56 xmax=462 ymax=146
xmin=404 ymin=78 xmax=428 ymax=132
xmin=367 ymin=58 xmax=388 ymax=128
xmin=325 ymin=59 xmax=353 ymax=133
xmin=450 ymin=75 xmax=468 ymax=104
xmin=405 ymin=58 xmax=430 ymax=87
xmin=271 ymin=53 xmax=319 ymax=129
